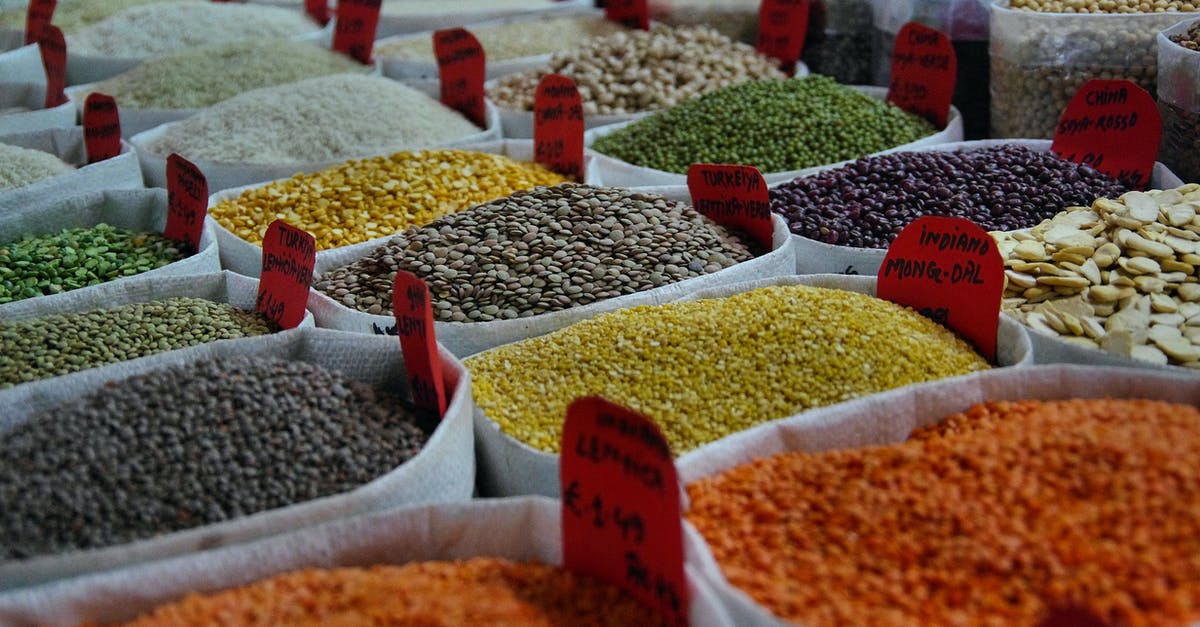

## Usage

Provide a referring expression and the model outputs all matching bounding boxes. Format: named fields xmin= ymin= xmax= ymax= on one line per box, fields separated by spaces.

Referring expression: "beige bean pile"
xmin=0 ymin=142 xmax=74 ymax=192
xmin=995 ymin=184 xmax=1200 ymax=368
xmin=1011 ymin=0 xmax=1197 ymax=12
xmin=374 ymin=15 xmax=625 ymax=62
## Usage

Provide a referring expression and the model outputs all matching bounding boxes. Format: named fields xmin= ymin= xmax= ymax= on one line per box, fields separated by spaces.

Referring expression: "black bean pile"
xmin=770 ymin=145 xmax=1132 ymax=249
xmin=0 ymin=356 xmax=434 ymax=561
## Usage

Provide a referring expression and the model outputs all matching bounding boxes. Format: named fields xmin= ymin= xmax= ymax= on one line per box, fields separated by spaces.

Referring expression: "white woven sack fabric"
xmin=677 ymin=364 xmax=1200 ymax=627
xmin=1016 ymin=314 xmax=1200 ymax=375
xmin=0 ymin=325 xmax=475 ymax=591
xmin=373 ymin=0 xmax=591 ymax=39
xmin=0 ymin=126 xmax=142 ymax=213
xmin=309 ymin=193 xmax=796 ymax=358
xmin=585 ymin=85 xmax=964 ymax=187
xmin=0 ymin=42 xmax=42 ymax=83
xmin=0 ymin=82 xmax=75 ymax=134
xmin=0 ymin=496 xmax=734 ymax=627
xmin=472 ymin=273 xmax=1033 ymax=498
xmin=131 ymin=99 xmax=503 ymax=193
xmin=781 ymin=139 xmax=1186 ymax=276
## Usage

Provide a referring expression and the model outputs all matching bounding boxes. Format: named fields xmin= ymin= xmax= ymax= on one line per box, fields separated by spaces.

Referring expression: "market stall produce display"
xmin=0 ymin=142 xmax=73 ymax=192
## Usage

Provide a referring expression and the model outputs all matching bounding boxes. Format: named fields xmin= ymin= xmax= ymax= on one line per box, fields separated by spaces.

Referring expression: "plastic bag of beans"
xmin=307 ymin=187 xmax=796 ymax=357
xmin=0 ymin=497 xmax=734 ymax=626
xmin=1157 ymin=18 xmax=1200 ymax=185
xmin=678 ymin=364 xmax=1200 ymax=626
xmin=0 ymin=126 xmax=142 ymax=213
xmin=0 ymin=322 xmax=475 ymax=591
xmin=802 ymin=0 xmax=876 ymax=85
xmin=468 ymin=273 xmax=1032 ymax=498
xmin=0 ymin=82 xmax=76 ymax=135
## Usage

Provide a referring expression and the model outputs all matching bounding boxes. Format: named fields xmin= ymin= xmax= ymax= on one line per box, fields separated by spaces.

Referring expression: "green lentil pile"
xmin=0 ymin=224 xmax=187 ymax=304
xmin=466 ymin=285 xmax=991 ymax=454
xmin=589 ymin=76 xmax=937 ymax=175
xmin=0 ymin=297 xmax=279 ymax=388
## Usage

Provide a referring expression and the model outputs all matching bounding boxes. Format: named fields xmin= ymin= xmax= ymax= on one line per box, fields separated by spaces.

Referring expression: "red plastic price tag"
xmin=305 ymin=0 xmax=330 ymax=25
xmin=886 ymin=22 xmax=956 ymax=130
xmin=37 ymin=24 xmax=66 ymax=109
xmin=534 ymin=74 xmax=584 ymax=180
xmin=23 ymin=0 xmax=55 ymax=46
xmin=433 ymin=28 xmax=486 ymax=129
xmin=1051 ymin=79 xmax=1161 ymax=190
xmin=392 ymin=271 xmax=447 ymax=418
xmin=83 ymin=93 xmax=121 ymax=164
xmin=877 ymin=216 xmax=1003 ymax=362
xmin=332 ymin=0 xmax=380 ymax=65
xmin=257 ymin=220 xmax=315 ymax=330
xmin=164 ymin=154 xmax=207 ymax=253
xmin=686 ymin=164 xmax=773 ymax=253
xmin=756 ymin=0 xmax=810 ymax=75
xmin=604 ymin=0 xmax=648 ymax=30
xmin=561 ymin=397 xmax=687 ymax=627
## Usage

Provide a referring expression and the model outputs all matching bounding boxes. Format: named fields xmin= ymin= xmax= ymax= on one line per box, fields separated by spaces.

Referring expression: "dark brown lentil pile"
xmin=1170 ymin=19 xmax=1200 ymax=51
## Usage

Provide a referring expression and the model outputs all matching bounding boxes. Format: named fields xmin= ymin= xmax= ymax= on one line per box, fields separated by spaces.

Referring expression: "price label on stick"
xmin=876 ymin=216 xmax=1003 ymax=362
xmin=392 ymin=271 xmax=447 ymax=418
xmin=83 ymin=93 xmax=121 ymax=164
xmin=534 ymin=74 xmax=584 ymax=181
xmin=686 ymin=164 xmax=774 ymax=253
xmin=37 ymin=24 xmax=66 ymax=109
xmin=886 ymin=22 xmax=956 ymax=129
xmin=305 ymin=0 xmax=330 ymax=25
xmin=165 ymin=154 xmax=207 ymax=253
xmin=1051 ymin=79 xmax=1161 ymax=190
xmin=257 ymin=220 xmax=315 ymax=330
xmin=604 ymin=0 xmax=648 ymax=30
xmin=561 ymin=398 xmax=688 ymax=627
xmin=756 ymin=0 xmax=810 ymax=75
xmin=24 ymin=0 xmax=55 ymax=46
xmin=434 ymin=28 xmax=486 ymax=129
xmin=332 ymin=0 xmax=380 ymax=65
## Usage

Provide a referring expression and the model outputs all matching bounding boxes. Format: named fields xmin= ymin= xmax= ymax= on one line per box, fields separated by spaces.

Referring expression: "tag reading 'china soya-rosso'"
xmin=37 ymin=24 xmax=66 ymax=109
xmin=561 ymin=397 xmax=688 ymax=627
xmin=305 ymin=0 xmax=330 ymax=25
xmin=164 ymin=154 xmax=207 ymax=253
xmin=755 ymin=0 xmax=810 ymax=75
xmin=434 ymin=28 xmax=486 ymax=129
xmin=604 ymin=0 xmax=648 ymax=30
xmin=83 ymin=93 xmax=121 ymax=164
xmin=257 ymin=220 xmax=315 ymax=330
xmin=331 ymin=0 xmax=381 ymax=65
xmin=686 ymin=164 xmax=774 ymax=253
xmin=24 ymin=0 xmax=55 ymax=46
xmin=876 ymin=216 xmax=1003 ymax=362
xmin=534 ymin=74 xmax=584 ymax=181
xmin=886 ymin=21 xmax=956 ymax=130
xmin=391 ymin=271 xmax=447 ymax=418
xmin=1051 ymin=79 xmax=1161 ymax=190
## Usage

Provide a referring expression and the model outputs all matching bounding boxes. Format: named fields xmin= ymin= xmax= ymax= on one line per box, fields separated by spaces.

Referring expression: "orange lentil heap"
xmin=108 ymin=558 xmax=668 ymax=627
xmin=686 ymin=398 xmax=1200 ymax=626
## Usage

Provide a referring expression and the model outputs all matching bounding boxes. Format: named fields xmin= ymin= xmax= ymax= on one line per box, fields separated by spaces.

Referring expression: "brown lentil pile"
xmin=1170 ymin=18 xmax=1200 ymax=50
xmin=208 ymin=150 xmax=567 ymax=251
xmin=466 ymin=285 xmax=990 ymax=454
xmin=686 ymin=398 xmax=1200 ymax=626
xmin=108 ymin=559 xmax=668 ymax=626
xmin=1011 ymin=0 xmax=1197 ymax=11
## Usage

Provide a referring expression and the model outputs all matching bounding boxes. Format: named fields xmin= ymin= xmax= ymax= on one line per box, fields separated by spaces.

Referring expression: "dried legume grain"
xmin=1171 ymin=18 xmax=1200 ymax=49
xmin=375 ymin=14 xmax=626 ymax=62
xmin=1012 ymin=0 xmax=1197 ymax=11
xmin=0 ymin=0 xmax=189 ymax=33
xmin=0 ymin=141 xmax=74 ymax=192
xmin=314 ymin=183 xmax=756 ymax=319
xmin=466 ymin=284 xmax=990 ymax=454
xmin=686 ymin=398 xmax=1200 ymax=626
xmin=0 ymin=355 xmax=431 ymax=561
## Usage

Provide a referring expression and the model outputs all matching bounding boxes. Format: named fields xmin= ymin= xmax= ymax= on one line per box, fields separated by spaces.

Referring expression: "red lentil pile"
xmin=108 ymin=558 xmax=667 ymax=626
xmin=686 ymin=399 xmax=1200 ymax=626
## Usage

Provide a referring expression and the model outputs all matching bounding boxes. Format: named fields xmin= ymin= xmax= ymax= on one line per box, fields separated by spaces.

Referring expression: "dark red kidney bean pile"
xmin=769 ymin=145 xmax=1132 ymax=249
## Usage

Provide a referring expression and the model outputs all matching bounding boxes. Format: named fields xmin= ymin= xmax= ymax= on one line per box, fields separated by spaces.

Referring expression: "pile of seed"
xmin=1011 ymin=0 xmax=1197 ymax=12
xmin=466 ymin=285 xmax=990 ymax=454
xmin=314 ymin=184 xmax=756 ymax=319
xmin=590 ymin=77 xmax=936 ymax=175
xmin=0 ymin=297 xmax=279 ymax=388
xmin=0 ymin=142 xmax=74 ymax=192
xmin=0 ymin=0 xmax=188 ymax=32
xmin=487 ymin=24 xmax=785 ymax=115
xmin=112 ymin=559 xmax=667 ymax=626
xmin=375 ymin=14 xmax=626 ymax=62
xmin=995 ymin=185 xmax=1200 ymax=368
xmin=141 ymin=75 xmax=481 ymax=165
xmin=210 ymin=150 xmax=567 ymax=251
xmin=687 ymin=398 xmax=1200 ymax=626
xmin=381 ymin=0 xmax=559 ymax=15
xmin=1171 ymin=18 xmax=1200 ymax=50
xmin=0 ymin=356 xmax=432 ymax=560
xmin=85 ymin=39 xmax=366 ymax=110
xmin=771 ymin=145 xmax=1131 ymax=249
xmin=69 ymin=2 xmax=318 ymax=58
xmin=0 ymin=224 xmax=187 ymax=304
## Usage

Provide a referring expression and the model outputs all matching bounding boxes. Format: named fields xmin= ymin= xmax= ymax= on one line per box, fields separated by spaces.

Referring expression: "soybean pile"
xmin=0 ymin=224 xmax=187 ymax=304
xmin=466 ymin=285 xmax=990 ymax=454
xmin=0 ymin=356 xmax=433 ymax=561
xmin=314 ymin=184 xmax=756 ymax=320
xmin=687 ymin=398 xmax=1200 ymax=626
xmin=0 ymin=142 xmax=74 ymax=192
xmin=590 ymin=77 xmax=937 ymax=175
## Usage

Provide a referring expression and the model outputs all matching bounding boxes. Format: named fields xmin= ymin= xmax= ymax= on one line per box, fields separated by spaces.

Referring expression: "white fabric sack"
xmin=209 ymin=139 xmax=599 ymax=278
xmin=0 ymin=81 xmax=75 ymax=134
xmin=782 ymin=139 xmax=1186 ymax=276
xmin=0 ymin=126 xmax=142 ymax=213
xmin=131 ymin=99 xmax=503 ymax=193
xmin=586 ymin=85 xmax=964 ymax=187
xmin=472 ymin=273 xmax=1033 ymax=499
xmin=309 ymin=195 xmax=796 ymax=358
xmin=0 ymin=324 xmax=475 ymax=591
xmin=0 ymin=42 xmax=43 ymax=84
xmin=373 ymin=0 xmax=591 ymax=39
xmin=0 ymin=496 xmax=734 ymax=627
xmin=677 ymin=363 xmax=1200 ymax=627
